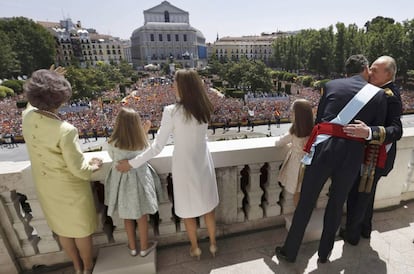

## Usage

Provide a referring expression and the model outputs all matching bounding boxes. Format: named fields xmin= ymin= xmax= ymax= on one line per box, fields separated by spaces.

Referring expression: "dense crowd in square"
xmin=1 ymin=74 xmax=414 ymax=144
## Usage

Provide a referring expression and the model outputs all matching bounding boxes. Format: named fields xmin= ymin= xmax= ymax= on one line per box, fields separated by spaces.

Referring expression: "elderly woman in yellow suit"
xmin=22 ymin=69 xmax=102 ymax=274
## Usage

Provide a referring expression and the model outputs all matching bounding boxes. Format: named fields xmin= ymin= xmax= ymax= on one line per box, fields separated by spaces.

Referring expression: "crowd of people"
xmin=1 ymin=73 xmax=414 ymax=144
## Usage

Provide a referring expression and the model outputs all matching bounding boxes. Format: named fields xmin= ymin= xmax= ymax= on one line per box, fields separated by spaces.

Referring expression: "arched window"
xmin=164 ymin=11 xmax=170 ymax=22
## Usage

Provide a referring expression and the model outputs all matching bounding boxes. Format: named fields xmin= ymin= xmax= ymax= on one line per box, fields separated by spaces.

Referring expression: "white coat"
xmin=129 ymin=104 xmax=219 ymax=218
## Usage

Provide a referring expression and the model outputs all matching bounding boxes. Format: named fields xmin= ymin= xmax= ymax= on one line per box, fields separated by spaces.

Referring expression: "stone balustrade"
xmin=1 ymin=132 xmax=414 ymax=273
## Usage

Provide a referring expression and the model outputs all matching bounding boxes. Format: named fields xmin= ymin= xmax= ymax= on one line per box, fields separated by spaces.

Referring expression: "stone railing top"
xmin=3 ymin=129 xmax=414 ymax=183
xmin=0 ymin=161 xmax=31 ymax=174
xmin=84 ymin=136 xmax=285 ymax=178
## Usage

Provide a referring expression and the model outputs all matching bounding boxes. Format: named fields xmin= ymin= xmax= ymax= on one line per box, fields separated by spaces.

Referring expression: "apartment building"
xmin=38 ymin=19 xmax=127 ymax=67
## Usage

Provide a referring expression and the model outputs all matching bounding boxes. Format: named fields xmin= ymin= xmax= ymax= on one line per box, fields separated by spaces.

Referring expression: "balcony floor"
xmin=26 ymin=199 xmax=414 ymax=274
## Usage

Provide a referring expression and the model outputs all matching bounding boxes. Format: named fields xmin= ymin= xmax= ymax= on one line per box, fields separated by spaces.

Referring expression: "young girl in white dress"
xmin=275 ymin=99 xmax=314 ymax=206
xmin=104 ymin=107 xmax=161 ymax=257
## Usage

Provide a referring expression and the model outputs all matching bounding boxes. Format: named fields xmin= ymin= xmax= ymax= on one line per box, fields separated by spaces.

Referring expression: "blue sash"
xmin=302 ymin=83 xmax=382 ymax=165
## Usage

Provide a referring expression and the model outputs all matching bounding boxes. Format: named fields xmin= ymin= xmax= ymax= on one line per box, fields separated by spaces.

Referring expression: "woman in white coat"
xmin=116 ymin=69 xmax=219 ymax=259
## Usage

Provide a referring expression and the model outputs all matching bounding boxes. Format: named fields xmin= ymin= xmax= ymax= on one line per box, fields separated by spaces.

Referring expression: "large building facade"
xmin=131 ymin=1 xmax=207 ymax=68
xmin=212 ymin=32 xmax=290 ymax=66
xmin=38 ymin=19 xmax=128 ymax=67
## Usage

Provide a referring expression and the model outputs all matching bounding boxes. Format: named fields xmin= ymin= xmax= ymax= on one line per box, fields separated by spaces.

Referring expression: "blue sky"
xmin=1 ymin=0 xmax=413 ymax=43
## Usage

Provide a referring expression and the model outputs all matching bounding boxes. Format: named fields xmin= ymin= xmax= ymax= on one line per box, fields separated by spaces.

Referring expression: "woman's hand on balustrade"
xmin=89 ymin=157 xmax=103 ymax=171
xmin=116 ymin=159 xmax=132 ymax=173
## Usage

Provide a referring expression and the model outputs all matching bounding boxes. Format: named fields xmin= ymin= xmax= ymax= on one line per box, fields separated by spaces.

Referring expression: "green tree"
xmin=334 ymin=23 xmax=346 ymax=74
xmin=0 ymin=85 xmax=14 ymax=98
xmin=0 ymin=30 xmax=20 ymax=78
xmin=0 ymin=17 xmax=55 ymax=77
xmin=1 ymin=80 xmax=24 ymax=94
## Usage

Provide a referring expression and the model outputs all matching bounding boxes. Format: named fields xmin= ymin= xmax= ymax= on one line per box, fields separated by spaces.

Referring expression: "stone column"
xmin=215 ymin=167 xmax=238 ymax=224
xmin=157 ymin=174 xmax=176 ymax=235
xmin=263 ymin=162 xmax=282 ymax=217
xmin=0 ymin=193 xmax=21 ymax=274
xmin=245 ymin=164 xmax=264 ymax=220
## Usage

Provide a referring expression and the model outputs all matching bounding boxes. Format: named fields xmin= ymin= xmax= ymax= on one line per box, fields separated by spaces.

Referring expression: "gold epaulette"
xmin=384 ymin=88 xmax=393 ymax=97
xmin=370 ymin=126 xmax=386 ymax=145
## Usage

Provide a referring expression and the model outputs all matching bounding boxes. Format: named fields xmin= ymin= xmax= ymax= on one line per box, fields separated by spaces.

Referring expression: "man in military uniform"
xmin=341 ymin=56 xmax=403 ymax=245
xmin=275 ymin=55 xmax=388 ymax=264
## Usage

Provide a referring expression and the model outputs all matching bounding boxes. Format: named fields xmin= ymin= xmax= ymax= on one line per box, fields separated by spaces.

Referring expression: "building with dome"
xmin=131 ymin=1 xmax=207 ymax=69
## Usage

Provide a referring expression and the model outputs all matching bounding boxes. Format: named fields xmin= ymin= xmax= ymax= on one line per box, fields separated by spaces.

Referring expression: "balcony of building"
xmin=1 ymin=126 xmax=414 ymax=274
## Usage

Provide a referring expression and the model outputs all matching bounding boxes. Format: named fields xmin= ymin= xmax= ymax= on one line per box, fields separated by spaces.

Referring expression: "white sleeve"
xmin=275 ymin=132 xmax=292 ymax=147
xmin=107 ymin=143 xmax=115 ymax=160
xmin=128 ymin=106 xmax=174 ymax=168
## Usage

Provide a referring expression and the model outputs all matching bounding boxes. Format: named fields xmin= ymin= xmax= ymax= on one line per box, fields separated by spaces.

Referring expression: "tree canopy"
xmin=271 ymin=16 xmax=414 ymax=81
xmin=0 ymin=17 xmax=55 ymax=78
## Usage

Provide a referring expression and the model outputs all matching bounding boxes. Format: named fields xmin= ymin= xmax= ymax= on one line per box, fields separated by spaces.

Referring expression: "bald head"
xmin=369 ymin=55 xmax=397 ymax=87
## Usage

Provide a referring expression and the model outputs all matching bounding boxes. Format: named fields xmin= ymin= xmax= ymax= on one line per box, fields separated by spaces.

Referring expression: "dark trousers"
xmin=282 ymin=141 xmax=363 ymax=259
xmin=345 ymin=171 xmax=381 ymax=242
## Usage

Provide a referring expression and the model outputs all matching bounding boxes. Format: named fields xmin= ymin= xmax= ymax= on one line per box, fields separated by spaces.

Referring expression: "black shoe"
xmin=360 ymin=230 xmax=371 ymax=239
xmin=275 ymin=246 xmax=295 ymax=263
xmin=339 ymin=228 xmax=359 ymax=246
xmin=317 ymin=257 xmax=328 ymax=264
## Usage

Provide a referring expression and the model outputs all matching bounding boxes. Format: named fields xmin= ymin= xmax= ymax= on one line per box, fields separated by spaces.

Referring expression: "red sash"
xmin=375 ymin=144 xmax=387 ymax=168
xmin=304 ymin=122 xmax=387 ymax=168
xmin=303 ymin=122 xmax=365 ymax=153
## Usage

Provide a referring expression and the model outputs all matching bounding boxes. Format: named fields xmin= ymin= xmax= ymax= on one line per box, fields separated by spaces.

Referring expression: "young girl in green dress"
xmin=104 ymin=107 xmax=161 ymax=257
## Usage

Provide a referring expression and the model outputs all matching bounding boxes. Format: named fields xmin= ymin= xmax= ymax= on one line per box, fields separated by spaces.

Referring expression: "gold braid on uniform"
xmin=369 ymin=126 xmax=386 ymax=145
xmin=359 ymin=144 xmax=380 ymax=193
xmin=384 ymin=88 xmax=393 ymax=97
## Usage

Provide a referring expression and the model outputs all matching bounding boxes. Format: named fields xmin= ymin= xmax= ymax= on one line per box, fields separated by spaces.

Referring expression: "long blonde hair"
xmin=108 ymin=107 xmax=148 ymax=150
xmin=289 ymin=99 xmax=314 ymax=138
xmin=175 ymin=69 xmax=213 ymax=123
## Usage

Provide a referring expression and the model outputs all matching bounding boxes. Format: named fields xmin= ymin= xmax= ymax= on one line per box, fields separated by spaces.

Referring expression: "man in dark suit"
xmin=275 ymin=54 xmax=388 ymax=263
xmin=341 ymin=56 xmax=403 ymax=245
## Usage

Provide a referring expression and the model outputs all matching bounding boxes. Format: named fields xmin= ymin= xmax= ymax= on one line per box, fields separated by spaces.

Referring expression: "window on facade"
xmin=164 ymin=11 xmax=170 ymax=22
xmin=175 ymin=34 xmax=179 ymax=41
xmin=183 ymin=34 xmax=187 ymax=42
xmin=167 ymin=34 xmax=171 ymax=41
xmin=159 ymin=34 xmax=163 ymax=41
xmin=150 ymin=34 xmax=154 ymax=41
